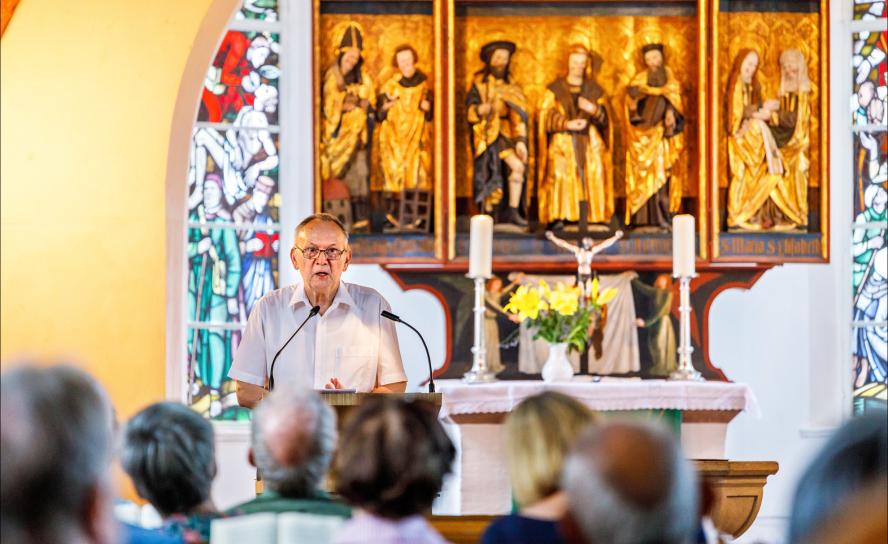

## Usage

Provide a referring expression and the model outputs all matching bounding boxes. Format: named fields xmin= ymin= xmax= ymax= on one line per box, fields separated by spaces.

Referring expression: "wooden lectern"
xmin=320 ymin=391 xmax=443 ymax=429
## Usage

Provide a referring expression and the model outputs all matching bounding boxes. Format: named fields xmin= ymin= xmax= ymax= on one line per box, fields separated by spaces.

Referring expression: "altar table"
xmin=432 ymin=378 xmax=759 ymax=516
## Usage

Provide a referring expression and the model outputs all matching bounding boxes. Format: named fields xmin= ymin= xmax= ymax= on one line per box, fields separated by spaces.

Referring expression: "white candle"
xmin=673 ymin=214 xmax=696 ymax=278
xmin=468 ymin=214 xmax=493 ymax=278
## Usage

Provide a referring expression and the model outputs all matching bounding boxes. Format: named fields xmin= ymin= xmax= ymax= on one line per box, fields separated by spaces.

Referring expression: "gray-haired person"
xmin=227 ymin=388 xmax=350 ymax=518
xmin=1 ymin=364 xmax=117 ymax=544
xmin=120 ymin=402 xmax=219 ymax=542
xmin=561 ymin=420 xmax=699 ymax=544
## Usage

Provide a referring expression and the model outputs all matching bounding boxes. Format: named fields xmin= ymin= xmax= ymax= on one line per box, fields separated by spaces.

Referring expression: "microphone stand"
xmin=381 ymin=310 xmax=435 ymax=393
xmin=269 ymin=305 xmax=320 ymax=391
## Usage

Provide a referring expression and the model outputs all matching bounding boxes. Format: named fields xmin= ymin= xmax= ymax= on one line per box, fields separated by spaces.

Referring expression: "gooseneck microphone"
xmin=381 ymin=310 xmax=435 ymax=393
xmin=269 ymin=305 xmax=321 ymax=391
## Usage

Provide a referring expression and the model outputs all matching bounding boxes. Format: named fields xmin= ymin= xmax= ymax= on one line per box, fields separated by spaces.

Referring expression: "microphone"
xmin=381 ymin=310 xmax=435 ymax=393
xmin=268 ymin=305 xmax=320 ymax=391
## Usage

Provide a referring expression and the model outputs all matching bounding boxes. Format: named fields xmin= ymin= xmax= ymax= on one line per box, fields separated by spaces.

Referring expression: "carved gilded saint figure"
xmin=766 ymin=48 xmax=811 ymax=228
xmin=466 ymin=41 xmax=530 ymax=227
xmin=320 ymin=22 xmax=376 ymax=220
xmin=374 ymin=45 xmax=433 ymax=200
xmin=624 ymin=43 xmax=685 ymax=229
xmin=537 ymin=37 xmax=613 ymax=229
xmin=726 ymin=48 xmax=803 ymax=230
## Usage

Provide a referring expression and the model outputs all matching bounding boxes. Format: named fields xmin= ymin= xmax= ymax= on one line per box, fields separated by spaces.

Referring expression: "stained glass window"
xmin=854 ymin=0 xmax=887 ymax=21
xmin=186 ymin=1 xmax=283 ymax=420
xmin=852 ymin=8 xmax=887 ymax=416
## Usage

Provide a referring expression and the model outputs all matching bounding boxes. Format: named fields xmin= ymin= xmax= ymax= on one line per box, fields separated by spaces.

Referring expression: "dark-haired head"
xmin=335 ymin=396 xmax=455 ymax=519
xmin=121 ymin=402 xmax=216 ymax=517
xmin=788 ymin=412 xmax=888 ymax=543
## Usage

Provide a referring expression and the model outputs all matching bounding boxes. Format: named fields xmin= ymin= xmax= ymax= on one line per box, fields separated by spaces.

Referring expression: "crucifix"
xmin=545 ymin=204 xmax=622 ymax=301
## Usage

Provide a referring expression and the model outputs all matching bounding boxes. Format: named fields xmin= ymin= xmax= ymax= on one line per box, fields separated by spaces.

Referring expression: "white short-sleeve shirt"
xmin=229 ymin=281 xmax=407 ymax=392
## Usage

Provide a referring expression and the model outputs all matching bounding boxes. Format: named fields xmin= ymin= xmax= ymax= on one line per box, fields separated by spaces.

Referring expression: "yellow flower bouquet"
xmin=503 ymin=278 xmax=617 ymax=353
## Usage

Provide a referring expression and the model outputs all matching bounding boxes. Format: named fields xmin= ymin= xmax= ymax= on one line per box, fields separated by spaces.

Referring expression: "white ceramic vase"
xmin=541 ymin=342 xmax=574 ymax=382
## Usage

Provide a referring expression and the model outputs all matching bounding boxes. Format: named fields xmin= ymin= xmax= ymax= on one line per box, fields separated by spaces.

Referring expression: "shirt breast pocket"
xmin=337 ymin=346 xmax=376 ymax=391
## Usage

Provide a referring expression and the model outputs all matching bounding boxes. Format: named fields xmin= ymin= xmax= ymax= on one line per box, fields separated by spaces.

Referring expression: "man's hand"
xmin=635 ymin=318 xmax=645 ymax=328
xmin=516 ymin=141 xmax=528 ymax=163
xmin=324 ymin=377 xmax=346 ymax=389
xmin=372 ymin=381 xmax=407 ymax=393
xmin=382 ymin=95 xmax=398 ymax=111
xmin=236 ymin=381 xmax=266 ymax=408
xmin=477 ymin=102 xmax=492 ymax=116
xmin=420 ymin=99 xmax=431 ymax=112
xmin=566 ymin=118 xmax=589 ymax=132
xmin=665 ymin=109 xmax=676 ymax=130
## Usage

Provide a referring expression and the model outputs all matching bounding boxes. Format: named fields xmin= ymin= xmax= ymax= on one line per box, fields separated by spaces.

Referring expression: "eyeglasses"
xmin=294 ymin=245 xmax=346 ymax=261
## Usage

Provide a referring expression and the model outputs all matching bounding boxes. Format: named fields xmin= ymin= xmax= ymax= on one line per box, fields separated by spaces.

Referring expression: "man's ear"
xmin=341 ymin=247 xmax=351 ymax=272
xmin=290 ymin=247 xmax=299 ymax=269
xmin=83 ymin=481 xmax=117 ymax=544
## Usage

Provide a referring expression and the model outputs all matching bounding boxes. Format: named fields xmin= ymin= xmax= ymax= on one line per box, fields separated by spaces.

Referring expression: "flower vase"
xmin=541 ymin=342 xmax=573 ymax=382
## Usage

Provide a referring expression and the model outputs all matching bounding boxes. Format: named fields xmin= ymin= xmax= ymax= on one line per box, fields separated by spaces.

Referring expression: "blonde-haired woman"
xmin=481 ymin=391 xmax=597 ymax=544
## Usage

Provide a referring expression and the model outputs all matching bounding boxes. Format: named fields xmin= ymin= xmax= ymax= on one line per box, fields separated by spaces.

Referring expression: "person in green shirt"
xmin=226 ymin=389 xmax=351 ymax=518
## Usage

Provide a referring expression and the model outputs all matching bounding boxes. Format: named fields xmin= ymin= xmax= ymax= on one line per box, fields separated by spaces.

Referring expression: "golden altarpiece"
xmin=311 ymin=0 xmax=830 ymax=381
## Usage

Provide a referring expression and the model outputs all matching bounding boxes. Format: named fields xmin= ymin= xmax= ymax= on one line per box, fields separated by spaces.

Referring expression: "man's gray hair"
xmin=252 ymin=388 xmax=337 ymax=497
xmin=293 ymin=213 xmax=349 ymax=246
xmin=1 ymin=364 xmax=114 ymax=543
xmin=562 ymin=420 xmax=698 ymax=544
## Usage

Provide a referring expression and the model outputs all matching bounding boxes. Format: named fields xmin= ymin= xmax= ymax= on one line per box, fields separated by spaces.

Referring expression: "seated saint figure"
xmin=726 ymin=48 xmax=805 ymax=231
xmin=766 ymin=48 xmax=812 ymax=229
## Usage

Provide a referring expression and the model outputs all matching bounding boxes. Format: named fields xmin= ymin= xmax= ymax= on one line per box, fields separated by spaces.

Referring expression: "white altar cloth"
xmin=431 ymin=378 xmax=759 ymax=515
xmin=438 ymin=378 xmax=760 ymax=418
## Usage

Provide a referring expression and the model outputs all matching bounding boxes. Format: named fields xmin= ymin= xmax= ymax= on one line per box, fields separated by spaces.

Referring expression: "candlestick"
xmin=468 ymin=214 xmax=493 ymax=279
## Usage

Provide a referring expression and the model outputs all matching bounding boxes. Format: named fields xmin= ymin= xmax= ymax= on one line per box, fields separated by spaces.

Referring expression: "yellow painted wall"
xmin=0 ymin=0 xmax=215 ymax=419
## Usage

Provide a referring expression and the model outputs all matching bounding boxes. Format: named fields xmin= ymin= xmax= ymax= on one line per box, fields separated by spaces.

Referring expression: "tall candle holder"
xmin=463 ymin=215 xmax=497 ymax=384
xmin=670 ymin=274 xmax=702 ymax=381
xmin=463 ymin=276 xmax=497 ymax=384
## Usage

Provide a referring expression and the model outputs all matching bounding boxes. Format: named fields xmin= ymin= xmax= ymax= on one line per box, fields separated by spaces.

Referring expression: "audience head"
xmin=335 ymin=396 xmax=455 ymax=519
xmin=561 ymin=420 xmax=698 ymax=544
xmin=121 ymin=402 xmax=216 ymax=517
xmin=1 ymin=364 xmax=116 ymax=544
xmin=250 ymin=388 xmax=337 ymax=497
xmin=787 ymin=412 xmax=888 ymax=544
xmin=504 ymin=391 xmax=597 ymax=507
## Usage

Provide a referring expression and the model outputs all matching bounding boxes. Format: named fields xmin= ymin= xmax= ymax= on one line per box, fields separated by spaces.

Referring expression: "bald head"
xmin=251 ymin=389 xmax=336 ymax=497
xmin=562 ymin=421 xmax=697 ymax=544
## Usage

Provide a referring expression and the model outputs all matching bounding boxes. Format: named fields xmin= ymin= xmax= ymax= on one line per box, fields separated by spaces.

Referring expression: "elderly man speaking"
xmin=230 ymin=213 xmax=407 ymax=408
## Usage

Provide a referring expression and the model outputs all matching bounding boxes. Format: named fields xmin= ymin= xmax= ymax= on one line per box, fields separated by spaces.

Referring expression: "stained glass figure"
xmin=852 ymin=31 xmax=887 ymax=126
xmin=199 ymin=31 xmax=281 ymax=125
